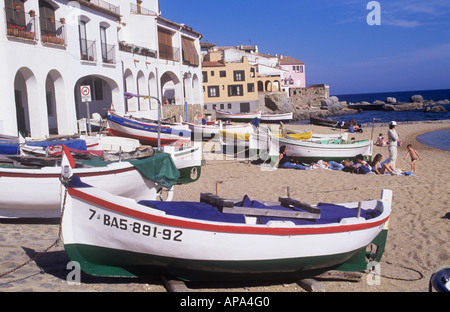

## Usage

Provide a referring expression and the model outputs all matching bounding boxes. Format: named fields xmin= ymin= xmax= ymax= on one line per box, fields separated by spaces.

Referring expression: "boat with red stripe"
xmin=61 ymin=172 xmax=391 ymax=281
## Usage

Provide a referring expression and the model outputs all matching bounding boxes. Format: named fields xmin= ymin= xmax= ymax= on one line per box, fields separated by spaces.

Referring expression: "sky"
xmin=159 ymin=0 xmax=450 ymax=96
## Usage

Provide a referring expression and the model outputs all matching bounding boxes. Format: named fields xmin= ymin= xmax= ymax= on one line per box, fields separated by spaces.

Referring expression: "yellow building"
xmin=202 ymin=47 xmax=282 ymax=113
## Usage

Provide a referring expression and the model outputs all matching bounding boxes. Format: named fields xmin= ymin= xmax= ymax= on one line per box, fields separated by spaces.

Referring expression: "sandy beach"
xmin=0 ymin=120 xmax=449 ymax=293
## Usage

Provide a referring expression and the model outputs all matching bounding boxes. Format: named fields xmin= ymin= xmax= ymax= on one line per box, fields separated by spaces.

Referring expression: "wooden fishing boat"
xmin=0 ymin=137 xmax=20 ymax=155
xmin=0 ymin=149 xmax=179 ymax=219
xmin=270 ymin=135 xmax=372 ymax=163
xmin=183 ymin=121 xmax=253 ymax=141
xmin=0 ymin=136 xmax=89 ymax=156
xmin=219 ymin=126 xmax=272 ymax=160
xmin=309 ymin=116 xmax=341 ymax=128
xmin=106 ymin=111 xmax=191 ymax=146
xmin=163 ymin=144 xmax=203 ymax=184
xmin=60 ymin=171 xmax=391 ymax=281
xmin=261 ymin=112 xmax=293 ymax=123
xmin=215 ymin=110 xmax=261 ymax=123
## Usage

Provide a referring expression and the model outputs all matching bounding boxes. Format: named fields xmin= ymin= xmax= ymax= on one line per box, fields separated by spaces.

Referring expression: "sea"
xmin=293 ymin=88 xmax=450 ymax=151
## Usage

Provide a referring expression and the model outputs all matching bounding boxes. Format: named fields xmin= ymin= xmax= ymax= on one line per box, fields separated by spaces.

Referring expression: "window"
xmin=202 ymin=71 xmax=208 ymax=83
xmin=233 ymin=70 xmax=245 ymax=81
xmin=100 ymin=26 xmax=107 ymax=62
xmin=79 ymin=21 xmax=88 ymax=59
xmin=220 ymin=71 xmax=226 ymax=78
xmin=158 ymin=27 xmax=175 ymax=61
xmin=208 ymin=86 xmax=220 ymax=98
xmin=220 ymin=104 xmax=224 ymax=110
xmin=300 ymin=65 xmax=304 ymax=73
xmin=211 ymin=71 xmax=215 ymax=76
xmin=228 ymin=85 xmax=243 ymax=97
xmin=181 ymin=37 xmax=199 ymax=66
xmin=247 ymin=83 xmax=255 ymax=92
xmin=227 ymin=103 xmax=232 ymax=109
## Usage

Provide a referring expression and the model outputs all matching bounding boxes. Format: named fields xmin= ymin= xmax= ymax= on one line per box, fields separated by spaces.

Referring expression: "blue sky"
xmin=160 ymin=0 xmax=450 ymax=95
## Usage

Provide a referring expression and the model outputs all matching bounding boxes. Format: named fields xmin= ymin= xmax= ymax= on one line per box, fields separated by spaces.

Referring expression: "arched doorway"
xmin=136 ymin=70 xmax=148 ymax=110
xmin=14 ymin=71 xmax=31 ymax=137
xmin=191 ymin=73 xmax=201 ymax=105
xmin=14 ymin=68 xmax=40 ymax=137
xmin=257 ymin=81 xmax=264 ymax=92
xmin=148 ymin=72 xmax=158 ymax=110
xmin=74 ymin=75 xmax=119 ymax=120
xmin=160 ymin=71 xmax=180 ymax=105
xmin=45 ymin=70 xmax=64 ymax=135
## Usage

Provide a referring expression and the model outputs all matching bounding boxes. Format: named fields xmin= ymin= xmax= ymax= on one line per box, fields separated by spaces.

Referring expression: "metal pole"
xmin=152 ymin=96 xmax=161 ymax=150
xmin=86 ymin=101 xmax=91 ymax=135
xmin=147 ymin=96 xmax=162 ymax=151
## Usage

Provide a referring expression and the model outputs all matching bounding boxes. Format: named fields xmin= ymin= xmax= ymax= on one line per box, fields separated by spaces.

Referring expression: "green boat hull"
xmin=64 ymin=230 xmax=387 ymax=281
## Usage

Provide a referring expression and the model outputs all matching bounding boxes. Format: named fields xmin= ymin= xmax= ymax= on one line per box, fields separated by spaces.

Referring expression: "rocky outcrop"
xmin=383 ymin=102 xmax=424 ymax=111
xmin=410 ymin=94 xmax=424 ymax=103
xmin=262 ymin=92 xmax=296 ymax=114
xmin=424 ymin=105 xmax=448 ymax=112
xmin=385 ymin=97 xmax=397 ymax=104
xmin=254 ymin=91 xmax=448 ymax=121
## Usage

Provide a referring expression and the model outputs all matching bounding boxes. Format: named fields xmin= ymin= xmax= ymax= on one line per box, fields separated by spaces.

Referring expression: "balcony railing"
xmin=80 ymin=39 xmax=97 ymax=61
xmin=101 ymin=43 xmax=116 ymax=64
xmin=159 ymin=44 xmax=180 ymax=62
xmin=5 ymin=7 xmax=37 ymax=41
xmin=119 ymin=42 xmax=157 ymax=59
xmin=40 ymin=17 xmax=65 ymax=45
xmin=130 ymin=3 xmax=157 ymax=16
xmin=86 ymin=0 xmax=120 ymax=15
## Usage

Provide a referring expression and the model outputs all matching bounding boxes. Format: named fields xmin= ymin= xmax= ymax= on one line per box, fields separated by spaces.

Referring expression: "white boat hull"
xmin=0 ymin=162 xmax=165 ymax=219
xmin=184 ymin=122 xmax=253 ymax=141
xmin=261 ymin=112 xmax=293 ymax=123
xmin=62 ymin=182 xmax=391 ymax=281
xmin=107 ymin=112 xmax=191 ymax=146
xmin=270 ymin=136 xmax=372 ymax=162
xmin=215 ymin=111 xmax=261 ymax=122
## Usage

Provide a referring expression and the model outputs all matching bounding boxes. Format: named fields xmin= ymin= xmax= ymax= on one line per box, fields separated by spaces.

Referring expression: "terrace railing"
xmin=159 ymin=44 xmax=180 ymax=62
xmin=86 ymin=0 xmax=120 ymax=15
xmin=40 ymin=16 xmax=65 ymax=45
xmin=80 ymin=39 xmax=97 ymax=62
xmin=101 ymin=43 xmax=116 ymax=64
xmin=5 ymin=7 xmax=38 ymax=41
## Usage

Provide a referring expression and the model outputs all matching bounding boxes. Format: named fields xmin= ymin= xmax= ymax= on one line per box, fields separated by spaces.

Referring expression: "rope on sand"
xmin=379 ymin=261 xmax=425 ymax=282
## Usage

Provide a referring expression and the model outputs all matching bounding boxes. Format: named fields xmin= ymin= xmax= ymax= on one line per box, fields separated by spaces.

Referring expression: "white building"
xmin=0 ymin=0 xmax=202 ymax=138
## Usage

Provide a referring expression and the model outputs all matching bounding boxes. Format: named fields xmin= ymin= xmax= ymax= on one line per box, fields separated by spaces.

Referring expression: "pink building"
xmin=279 ymin=55 xmax=306 ymax=89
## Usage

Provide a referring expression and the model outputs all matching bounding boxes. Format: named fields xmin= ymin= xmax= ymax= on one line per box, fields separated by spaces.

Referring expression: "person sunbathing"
xmin=371 ymin=154 xmax=395 ymax=175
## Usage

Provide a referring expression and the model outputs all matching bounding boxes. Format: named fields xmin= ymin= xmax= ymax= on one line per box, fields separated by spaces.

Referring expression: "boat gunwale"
xmin=67 ymin=186 xmax=391 ymax=236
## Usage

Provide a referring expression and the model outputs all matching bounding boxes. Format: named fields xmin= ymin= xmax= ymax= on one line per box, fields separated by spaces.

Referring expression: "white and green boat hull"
xmin=62 ymin=182 xmax=391 ymax=281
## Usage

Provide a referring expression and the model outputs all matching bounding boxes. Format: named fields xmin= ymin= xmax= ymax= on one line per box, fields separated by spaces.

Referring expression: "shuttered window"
xmin=158 ymin=27 xmax=174 ymax=61
xmin=181 ymin=37 xmax=199 ymax=67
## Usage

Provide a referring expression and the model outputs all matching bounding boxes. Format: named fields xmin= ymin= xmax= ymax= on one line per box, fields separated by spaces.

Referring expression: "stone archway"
xmin=74 ymin=75 xmax=119 ymax=120
xmin=160 ymin=71 xmax=180 ymax=105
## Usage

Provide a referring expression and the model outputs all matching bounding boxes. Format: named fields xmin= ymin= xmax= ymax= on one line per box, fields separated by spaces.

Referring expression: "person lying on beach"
xmin=341 ymin=158 xmax=370 ymax=174
xmin=354 ymin=154 xmax=372 ymax=174
xmin=273 ymin=145 xmax=308 ymax=170
xmin=371 ymin=153 xmax=395 ymax=175
xmin=310 ymin=160 xmax=344 ymax=170
xmin=342 ymin=159 xmax=356 ymax=173
xmin=403 ymin=144 xmax=422 ymax=173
